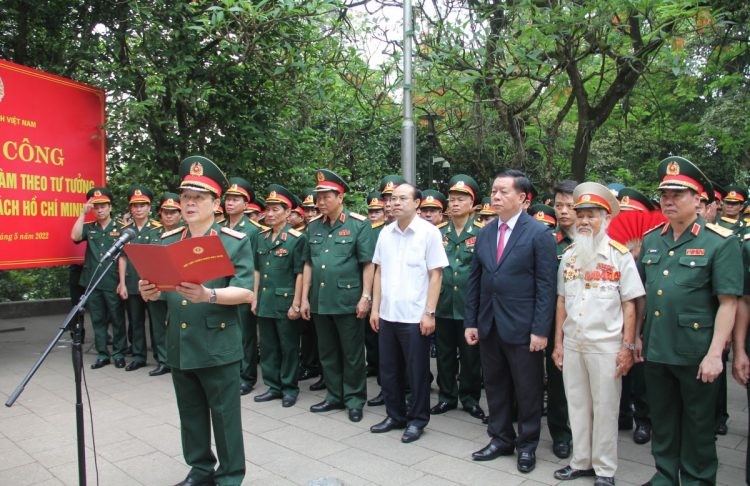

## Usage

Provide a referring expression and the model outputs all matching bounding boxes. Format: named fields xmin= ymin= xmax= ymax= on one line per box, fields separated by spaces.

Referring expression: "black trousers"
xmin=480 ymin=325 xmax=544 ymax=453
xmin=378 ymin=319 xmax=430 ymax=429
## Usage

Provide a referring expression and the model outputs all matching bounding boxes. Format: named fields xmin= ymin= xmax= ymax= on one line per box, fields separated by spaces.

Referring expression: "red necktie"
xmin=496 ymin=222 xmax=508 ymax=263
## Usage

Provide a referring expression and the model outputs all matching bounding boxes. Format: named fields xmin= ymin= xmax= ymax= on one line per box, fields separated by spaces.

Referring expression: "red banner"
xmin=0 ymin=60 xmax=105 ymax=269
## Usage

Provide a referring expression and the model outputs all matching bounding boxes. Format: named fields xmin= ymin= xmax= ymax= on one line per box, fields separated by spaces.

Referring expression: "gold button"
xmin=693 ymin=322 xmax=699 ymax=329
xmin=321 ymin=282 xmax=325 ymax=287
xmin=321 ymin=265 xmax=326 ymax=269
xmin=657 ymin=290 xmax=663 ymax=296
xmin=663 ymin=270 xmax=669 ymax=276
xmin=220 ymin=322 xmax=226 ymax=329
xmin=181 ymin=322 xmax=187 ymax=329
xmin=181 ymin=300 xmax=188 ymax=306
xmin=668 ymin=251 xmax=674 ymax=256
xmin=654 ymin=311 xmax=661 ymax=317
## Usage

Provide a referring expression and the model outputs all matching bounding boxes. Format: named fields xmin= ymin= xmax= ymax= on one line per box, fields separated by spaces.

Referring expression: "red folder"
xmin=124 ymin=235 xmax=235 ymax=291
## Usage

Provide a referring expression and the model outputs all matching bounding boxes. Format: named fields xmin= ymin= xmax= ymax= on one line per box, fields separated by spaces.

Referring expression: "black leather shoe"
xmin=633 ymin=422 xmax=652 ymax=444
xmin=348 ymin=408 xmax=363 ymax=422
xmin=482 ymin=415 xmax=489 ymax=425
xmin=471 ymin=442 xmax=514 ymax=461
xmin=715 ymin=422 xmax=728 ymax=435
xmin=517 ymin=451 xmax=536 ymax=473
xmin=297 ymin=368 xmax=319 ymax=381
xmin=91 ymin=358 xmax=110 ymax=369
xmin=125 ymin=360 xmax=146 ymax=371
xmin=594 ymin=476 xmax=616 ymax=485
xmin=173 ymin=477 xmax=215 ymax=486
xmin=464 ymin=404 xmax=486 ymax=420
xmin=554 ymin=465 xmax=595 ymax=480
xmin=309 ymin=376 xmax=326 ymax=391
xmin=240 ymin=383 xmax=254 ymax=396
xmin=370 ymin=417 xmax=406 ymax=433
xmin=254 ymin=390 xmax=282 ymax=402
xmin=310 ymin=400 xmax=345 ymax=413
xmin=367 ymin=391 xmax=385 ymax=407
xmin=149 ymin=364 xmax=171 ymax=376
xmin=430 ymin=401 xmax=457 ymax=415
xmin=401 ymin=425 xmax=423 ymax=443
xmin=114 ymin=357 xmax=126 ymax=368
xmin=552 ymin=440 xmax=571 ymax=459
xmin=282 ymin=395 xmax=297 ymax=408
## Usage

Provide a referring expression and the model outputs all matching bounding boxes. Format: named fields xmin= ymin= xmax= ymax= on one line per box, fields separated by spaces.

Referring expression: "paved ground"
xmin=0 ymin=313 xmax=747 ymax=486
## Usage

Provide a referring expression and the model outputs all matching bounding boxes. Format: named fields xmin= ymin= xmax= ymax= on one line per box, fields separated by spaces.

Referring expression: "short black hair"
xmin=495 ymin=169 xmax=531 ymax=197
xmin=553 ymin=179 xmax=578 ymax=196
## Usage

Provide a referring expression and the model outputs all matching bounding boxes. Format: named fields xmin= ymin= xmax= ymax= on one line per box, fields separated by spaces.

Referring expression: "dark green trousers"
xmin=435 ymin=317 xmax=481 ymax=407
xmin=88 ymin=289 xmax=126 ymax=360
xmin=545 ymin=335 xmax=572 ymax=442
xmin=715 ymin=350 xmax=729 ymax=427
xmin=124 ymin=294 xmax=149 ymax=364
xmin=147 ymin=300 xmax=168 ymax=364
xmin=621 ymin=361 xmax=650 ymax=425
xmin=172 ymin=362 xmax=244 ymax=486
xmin=313 ymin=313 xmax=366 ymax=409
xmin=258 ymin=316 xmax=300 ymax=397
xmin=238 ymin=303 xmax=258 ymax=387
xmin=298 ymin=318 xmax=320 ymax=373
xmin=645 ymin=362 xmax=719 ymax=485
xmin=363 ymin=315 xmax=379 ymax=375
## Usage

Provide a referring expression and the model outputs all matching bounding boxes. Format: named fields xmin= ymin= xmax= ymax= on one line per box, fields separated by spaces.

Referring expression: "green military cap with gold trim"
xmin=724 ymin=184 xmax=748 ymax=203
xmin=265 ymin=184 xmax=297 ymax=209
xmin=573 ymin=181 xmax=620 ymax=216
xmin=127 ymin=184 xmax=153 ymax=205
xmin=379 ymin=174 xmax=407 ymax=195
xmin=159 ymin=192 xmax=181 ymax=211
xmin=657 ymin=156 xmax=709 ymax=196
xmin=314 ymin=169 xmax=350 ymax=194
xmin=179 ymin=155 xmax=229 ymax=197
xmin=246 ymin=196 xmax=266 ymax=214
xmin=420 ymin=189 xmax=447 ymax=211
xmin=367 ymin=191 xmax=384 ymax=210
xmin=225 ymin=177 xmax=254 ymax=202
xmin=528 ymin=203 xmax=557 ymax=227
xmin=712 ymin=181 xmax=726 ymax=202
xmin=700 ymin=181 xmax=715 ymax=204
xmin=86 ymin=186 xmax=113 ymax=204
xmin=479 ymin=197 xmax=494 ymax=216
xmin=618 ymin=187 xmax=654 ymax=212
xmin=300 ymin=188 xmax=316 ymax=208
xmin=447 ymin=174 xmax=480 ymax=204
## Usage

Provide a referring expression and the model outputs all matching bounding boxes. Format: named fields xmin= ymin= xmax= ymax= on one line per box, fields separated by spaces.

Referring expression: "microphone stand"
xmin=5 ymin=248 xmax=125 ymax=486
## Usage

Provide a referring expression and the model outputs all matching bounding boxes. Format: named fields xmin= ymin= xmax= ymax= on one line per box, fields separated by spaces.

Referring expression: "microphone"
xmin=99 ymin=227 xmax=137 ymax=263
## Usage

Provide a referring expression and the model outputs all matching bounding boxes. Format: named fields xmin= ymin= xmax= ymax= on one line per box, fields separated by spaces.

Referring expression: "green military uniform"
xmin=305 ymin=169 xmax=375 ymax=412
xmin=529 ymin=203 xmax=557 ymax=228
xmin=163 ymin=156 xmax=253 ymax=486
xmin=364 ymin=191 xmax=386 ymax=377
xmin=77 ymin=187 xmax=128 ymax=364
xmin=255 ymin=185 xmax=307 ymax=400
xmin=224 ymin=177 xmax=264 ymax=394
xmin=298 ymin=189 xmax=322 ymax=379
xmin=639 ymin=156 xmax=743 ymax=485
xmin=742 ymin=232 xmax=750 ymax=485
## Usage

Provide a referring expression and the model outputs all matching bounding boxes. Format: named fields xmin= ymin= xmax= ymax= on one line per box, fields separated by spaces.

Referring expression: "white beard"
xmin=572 ymin=229 xmax=606 ymax=270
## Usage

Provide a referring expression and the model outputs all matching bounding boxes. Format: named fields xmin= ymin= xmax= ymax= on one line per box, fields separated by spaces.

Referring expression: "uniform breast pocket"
xmin=641 ymin=254 xmax=661 ymax=285
xmin=309 ymin=237 xmax=324 ymax=257
xmin=674 ymin=257 xmax=709 ymax=288
xmin=333 ymin=237 xmax=353 ymax=257
xmin=675 ymin=312 xmax=714 ymax=357
xmin=274 ymin=287 xmax=294 ymax=312
xmin=271 ymin=250 xmax=289 ymax=268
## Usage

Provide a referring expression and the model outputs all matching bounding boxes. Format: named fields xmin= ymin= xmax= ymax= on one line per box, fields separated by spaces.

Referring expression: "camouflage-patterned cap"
xmin=573 ymin=181 xmax=620 ymax=216
xmin=265 ymin=184 xmax=297 ymax=209
xmin=420 ymin=189 xmax=447 ymax=211
xmin=87 ymin=186 xmax=113 ymax=204
xmin=379 ymin=175 xmax=407 ymax=195
xmin=225 ymin=177 xmax=254 ymax=202
xmin=447 ymin=174 xmax=480 ymax=204
xmin=159 ymin=192 xmax=181 ymax=211
xmin=528 ymin=203 xmax=557 ymax=227
xmin=179 ymin=155 xmax=229 ymax=197
xmin=657 ymin=156 xmax=708 ymax=195
xmin=367 ymin=191 xmax=384 ymax=210
xmin=300 ymin=188 xmax=316 ymax=208
xmin=723 ymin=184 xmax=748 ymax=203
xmin=128 ymin=184 xmax=153 ymax=205
xmin=617 ymin=187 xmax=654 ymax=212
xmin=478 ymin=196 xmax=494 ymax=216
xmin=314 ymin=169 xmax=351 ymax=194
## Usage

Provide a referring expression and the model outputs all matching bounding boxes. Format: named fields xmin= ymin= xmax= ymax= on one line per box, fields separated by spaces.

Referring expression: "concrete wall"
xmin=0 ymin=299 xmax=72 ymax=319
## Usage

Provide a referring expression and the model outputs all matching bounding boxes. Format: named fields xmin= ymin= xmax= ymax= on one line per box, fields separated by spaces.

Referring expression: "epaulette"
xmin=720 ymin=216 xmax=738 ymax=225
xmin=308 ymin=214 xmax=323 ymax=223
xmin=260 ymin=226 xmax=272 ymax=234
xmin=609 ymin=239 xmax=629 ymax=254
xmin=473 ymin=220 xmax=484 ymax=228
xmin=371 ymin=221 xmax=385 ymax=229
xmin=288 ymin=228 xmax=302 ymax=238
xmin=349 ymin=212 xmax=366 ymax=222
xmin=744 ymin=232 xmax=750 ymax=241
xmin=119 ymin=220 xmax=133 ymax=228
xmin=644 ymin=222 xmax=666 ymax=235
xmin=706 ymin=222 xmax=735 ymax=238
xmin=150 ymin=219 xmax=162 ymax=228
xmin=248 ymin=219 xmax=265 ymax=229
xmin=221 ymin=226 xmax=247 ymax=239
xmin=561 ymin=243 xmax=575 ymax=255
xmin=436 ymin=221 xmax=448 ymax=229
xmin=161 ymin=226 xmax=185 ymax=239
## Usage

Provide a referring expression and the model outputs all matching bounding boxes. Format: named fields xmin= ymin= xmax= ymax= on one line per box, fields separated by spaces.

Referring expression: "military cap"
xmin=314 ymin=169 xmax=351 ymax=194
xmin=447 ymin=174 xmax=480 ymax=204
xmin=420 ymin=189 xmax=447 ymax=211
xmin=699 ymin=181 xmax=715 ymax=204
xmin=479 ymin=196 xmax=494 ymax=216
xmin=246 ymin=196 xmax=266 ymax=214
xmin=712 ymin=181 xmax=726 ymax=202
xmin=127 ymin=184 xmax=153 ymax=205
xmin=379 ymin=175 xmax=407 ymax=195
xmin=225 ymin=177 xmax=254 ymax=202
xmin=367 ymin=191 xmax=385 ymax=210
xmin=215 ymin=200 xmax=225 ymax=216
xmin=573 ymin=181 xmax=620 ymax=216
xmin=618 ymin=187 xmax=654 ymax=212
xmin=265 ymin=184 xmax=297 ymax=209
xmin=529 ymin=203 xmax=557 ymax=227
xmin=159 ymin=192 xmax=181 ymax=211
xmin=657 ymin=156 xmax=708 ymax=195
xmin=179 ymin=155 xmax=229 ymax=197
xmin=86 ymin=186 xmax=113 ymax=204
xmin=539 ymin=193 xmax=554 ymax=206
xmin=723 ymin=184 xmax=748 ymax=203
xmin=300 ymin=189 xmax=316 ymax=208
xmin=607 ymin=182 xmax=625 ymax=197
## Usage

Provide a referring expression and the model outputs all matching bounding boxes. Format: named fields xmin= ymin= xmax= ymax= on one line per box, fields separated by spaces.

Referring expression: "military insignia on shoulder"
xmin=221 ymin=226 xmax=246 ymax=239
xmin=473 ymin=220 xmax=484 ymax=228
xmin=436 ymin=221 xmax=448 ymax=229
xmin=644 ymin=222 xmax=666 ymax=235
xmin=556 ymin=231 xmax=564 ymax=243
xmin=161 ymin=226 xmax=185 ymax=239
xmin=349 ymin=212 xmax=366 ymax=222
xmin=248 ymin=219 xmax=264 ymax=228
xmin=308 ymin=214 xmax=323 ymax=223
xmin=119 ymin=219 xmax=133 ymax=228
xmin=706 ymin=222 xmax=734 ymax=238
xmin=288 ymin=228 xmax=302 ymax=238
xmin=720 ymin=216 xmax=738 ymax=225
xmin=371 ymin=221 xmax=384 ymax=229
xmin=609 ymin=239 xmax=629 ymax=254
xmin=744 ymin=232 xmax=750 ymax=241
xmin=150 ymin=219 xmax=162 ymax=228
xmin=561 ymin=243 xmax=575 ymax=255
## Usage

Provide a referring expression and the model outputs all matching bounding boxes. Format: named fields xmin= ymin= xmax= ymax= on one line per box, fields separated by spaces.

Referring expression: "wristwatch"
xmin=622 ymin=342 xmax=636 ymax=351
xmin=424 ymin=310 xmax=436 ymax=318
xmin=209 ymin=288 xmax=217 ymax=304
xmin=362 ymin=293 xmax=372 ymax=302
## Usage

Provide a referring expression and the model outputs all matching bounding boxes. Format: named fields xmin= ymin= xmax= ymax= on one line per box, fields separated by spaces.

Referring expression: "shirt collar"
xmin=499 ymin=210 xmax=522 ymax=231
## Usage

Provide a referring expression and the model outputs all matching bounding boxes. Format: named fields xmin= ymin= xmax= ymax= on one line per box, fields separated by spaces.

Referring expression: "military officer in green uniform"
xmin=139 ymin=156 xmax=253 ymax=486
xmin=147 ymin=192 xmax=182 ymax=376
xmin=244 ymin=197 xmax=265 ymax=222
xmin=529 ymin=203 xmax=557 ymax=228
xmin=300 ymin=189 xmax=320 ymax=223
xmin=297 ymin=189 xmax=323 ymax=385
xmin=431 ymin=175 xmax=485 ymax=421
xmin=419 ymin=189 xmax=447 ymax=226
xmin=367 ymin=191 xmax=386 ymax=225
xmin=364 ymin=191 xmax=386 ymax=379
xmin=118 ymin=184 xmax=162 ymax=371
xmin=380 ymin=174 xmax=407 ymax=223
xmin=477 ymin=197 xmax=497 ymax=225
xmin=252 ymin=185 xmax=307 ymax=407
xmin=717 ymin=183 xmax=746 ymax=234
xmin=638 ymin=156 xmax=742 ymax=486
xmin=223 ymin=176 xmax=264 ymax=395
xmin=731 ymin=229 xmax=750 ymax=486
xmin=300 ymin=169 xmax=375 ymax=422
xmin=71 ymin=187 xmax=128 ymax=369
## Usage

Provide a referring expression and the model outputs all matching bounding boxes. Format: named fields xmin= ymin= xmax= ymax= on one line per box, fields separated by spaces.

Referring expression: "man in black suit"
xmin=464 ymin=169 xmax=558 ymax=473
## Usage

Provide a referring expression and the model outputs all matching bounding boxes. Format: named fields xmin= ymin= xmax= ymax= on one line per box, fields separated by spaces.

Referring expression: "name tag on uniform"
xmin=686 ymin=249 xmax=705 ymax=256
xmin=338 ymin=229 xmax=350 ymax=236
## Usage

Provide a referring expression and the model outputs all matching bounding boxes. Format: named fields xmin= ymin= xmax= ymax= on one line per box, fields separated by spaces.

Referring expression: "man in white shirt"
xmin=369 ymin=183 xmax=448 ymax=443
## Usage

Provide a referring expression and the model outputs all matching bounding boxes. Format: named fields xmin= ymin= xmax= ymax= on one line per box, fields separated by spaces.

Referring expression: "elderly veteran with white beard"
xmin=551 ymin=182 xmax=645 ymax=486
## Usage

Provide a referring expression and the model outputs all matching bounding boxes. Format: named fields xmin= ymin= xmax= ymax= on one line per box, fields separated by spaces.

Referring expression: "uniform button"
xmin=328 ymin=234 xmax=332 ymax=238
xmin=689 ymin=261 xmax=695 ymax=267
xmin=656 ymin=289 xmax=663 ymax=296
xmin=668 ymin=250 xmax=674 ymax=256
xmin=181 ymin=322 xmax=187 ymax=329
xmin=321 ymin=282 xmax=325 ymax=287
xmin=263 ymin=274 xmax=267 ymax=278
xmin=283 ymin=293 xmax=288 ymax=297
xmin=454 ymin=272 xmax=458 ymax=276
xmin=262 ymin=287 xmax=266 ymax=291
xmin=662 ymin=270 xmax=669 ymax=276
xmin=347 ymin=284 xmax=351 ymax=289
xmin=181 ymin=300 xmax=188 ymax=306
xmin=325 ymin=249 xmax=329 ymax=253
xmin=321 ymin=265 xmax=326 ymax=269
xmin=455 ymin=258 xmax=460 ymax=262
xmin=220 ymin=322 xmax=226 ymax=329
xmin=454 ymin=286 xmax=458 ymax=291
xmin=654 ymin=311 xmax=661 ymax=317
xmin=266 ymin=262 xmax=270 ymax=266
xmin=693 ymin=322 xmax=699 ymax=329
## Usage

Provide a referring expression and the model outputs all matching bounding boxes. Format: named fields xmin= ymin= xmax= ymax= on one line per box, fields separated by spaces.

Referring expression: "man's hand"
xmin=733 ymin=351 xmax=750 ymax=386
xmin=634 ymin=335 xmax=644 ymax=363
xmin=420 ymin=315 xmax=435 ymax=336
xmin=529 ymin=334 xmax=547 ymax=352
xmin=176 ymin=282 xmax=210 ymax=304
xmin=552 ymin=345 xmax=564 ymax=371
xmin=355 ymin=297 xmax=371 ymax=319
xmin=697 ymin=354 xmax=724 ymax=383
xmin=465 ymin=327 xmax=479 ymax=346
xmin=615 ymin=348 xmax=634 ymax=378
xmin=116 ymin=282 xmax=128 ymax=300
xmin=369 ymin=311 xmax=380 ymax=333
xmin=138 ymin=279 xmax=160 ymax=302
xmin=300 ymin=299 xmax=311 ymax=321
